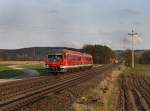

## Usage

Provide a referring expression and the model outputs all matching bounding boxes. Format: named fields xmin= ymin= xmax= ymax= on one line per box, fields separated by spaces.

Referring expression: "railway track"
xmin=0 ymin=64 xmax=116 ymax=111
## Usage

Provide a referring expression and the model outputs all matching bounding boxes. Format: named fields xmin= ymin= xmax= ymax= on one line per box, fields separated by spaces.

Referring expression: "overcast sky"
xmin=0 ymin=0 xmax=150 ymax=49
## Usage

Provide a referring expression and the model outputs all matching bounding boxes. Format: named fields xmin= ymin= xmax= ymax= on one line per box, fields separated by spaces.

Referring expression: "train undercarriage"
xmin=46 ymin=65 xmax=93 ymax=73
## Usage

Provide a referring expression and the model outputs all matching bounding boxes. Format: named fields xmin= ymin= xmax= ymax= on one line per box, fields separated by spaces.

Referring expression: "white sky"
xmin=0 ymin=0 xmax=150 ymax=50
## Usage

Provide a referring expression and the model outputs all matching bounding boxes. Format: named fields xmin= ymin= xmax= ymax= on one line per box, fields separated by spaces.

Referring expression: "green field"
xmin=120 ymin=64 xmax=150 ymax=76
xmin=20 ymin=63 xmax=50 ymax=76
xmin=0 ymin=64 xmax=22 ymax=78
xmin=0 ymin=63 xmax=51 ymax=78
xmin=21 ymin=64 xmax=44 ymax=69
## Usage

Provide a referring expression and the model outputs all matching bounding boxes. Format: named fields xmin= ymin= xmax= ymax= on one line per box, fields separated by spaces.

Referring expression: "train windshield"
xmin=48 ymin=55 xmax=62 ymax=62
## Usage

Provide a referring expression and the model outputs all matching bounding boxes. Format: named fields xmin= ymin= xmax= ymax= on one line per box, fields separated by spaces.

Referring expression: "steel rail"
xmin=0 ymin=64 xmax=116 ymax=111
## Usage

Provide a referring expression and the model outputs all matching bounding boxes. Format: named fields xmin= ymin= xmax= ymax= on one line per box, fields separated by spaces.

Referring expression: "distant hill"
xmin=0 ymin=47 xmax=82 ymax=61
xmin=0 ymin=47 xmax=149 ymax=61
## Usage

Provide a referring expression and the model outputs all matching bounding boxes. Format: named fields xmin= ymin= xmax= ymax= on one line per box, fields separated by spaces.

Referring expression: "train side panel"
xmin=45 ymin=49 xmax=93 ymax=72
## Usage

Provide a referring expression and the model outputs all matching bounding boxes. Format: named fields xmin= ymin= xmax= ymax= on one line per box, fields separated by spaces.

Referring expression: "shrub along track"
xmin=0 ymin=64 xmax=117 ymax=111
xmin=117 ymin=74 xmax=150 ymax=111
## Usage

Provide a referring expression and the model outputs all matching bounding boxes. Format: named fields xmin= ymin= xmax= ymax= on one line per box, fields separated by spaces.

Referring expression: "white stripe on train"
xmin=60 ymin=64 xmax=93 ymax=69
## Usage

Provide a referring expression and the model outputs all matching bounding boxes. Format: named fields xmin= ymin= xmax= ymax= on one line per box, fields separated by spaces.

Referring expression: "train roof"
xmin=48 ymin=49 xmax=79 ymax=53
xmin=48 ymin=49 xmax=92 ymax=57
xmin=82 ymin=53 xmax=92 ymax=57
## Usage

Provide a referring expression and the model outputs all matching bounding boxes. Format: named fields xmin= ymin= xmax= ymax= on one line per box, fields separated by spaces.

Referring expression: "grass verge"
xmin=120 ymin=64 xmax=150 ymax=77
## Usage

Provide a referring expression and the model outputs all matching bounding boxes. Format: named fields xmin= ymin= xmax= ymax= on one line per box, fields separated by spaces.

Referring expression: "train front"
xmin=45 ymin=50 xmax=66 ymax=72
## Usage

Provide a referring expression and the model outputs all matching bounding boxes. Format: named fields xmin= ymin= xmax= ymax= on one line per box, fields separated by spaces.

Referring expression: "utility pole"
xmin=128 ymin=30 xmax=138 ymax=68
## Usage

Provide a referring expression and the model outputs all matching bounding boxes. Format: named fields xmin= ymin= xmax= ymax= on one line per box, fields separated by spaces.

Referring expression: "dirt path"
xmin=98 ymin=65 xmax=126 ymax=111
xmin=0 ymin=79 xmax=22 ymax=83
xmin=8 ymin=65 xmax=24 ymax=70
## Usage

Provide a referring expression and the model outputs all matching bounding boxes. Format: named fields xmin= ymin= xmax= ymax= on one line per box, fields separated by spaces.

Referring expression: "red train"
xmin=45 ymin=49 xmax=93 ymax=72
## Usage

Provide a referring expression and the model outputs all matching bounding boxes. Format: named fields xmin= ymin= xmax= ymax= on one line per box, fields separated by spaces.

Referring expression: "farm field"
xmin=0 ymin=61 xmax=47 ymax=79
xmin=116 ymin=64 xmax=150 ymax=111
xmin=0 ymin=64 xmax=23 ymax=79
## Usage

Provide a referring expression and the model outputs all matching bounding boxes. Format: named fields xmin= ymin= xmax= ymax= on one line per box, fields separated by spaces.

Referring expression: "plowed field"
xmin=116 ymin=74 xmax=150 ymax=111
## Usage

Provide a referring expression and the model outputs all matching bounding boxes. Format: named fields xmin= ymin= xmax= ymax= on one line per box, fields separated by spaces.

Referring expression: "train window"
xmin=48 ymin=55 xmax=62 ymax=62
xmin=77 ymin=56 xmax=81 ymax=61
xmin=63 ymin=54 xmax=66 ymax=59
xmin=67 ymin=54 xmax=73 ymax=60
xmin=67 ymin=54 xmax=81 ymax=61
xmin=67 ymin=54 xmax=71 ymax=60
xmin=86 ymin=57 xmax=91 ymax=61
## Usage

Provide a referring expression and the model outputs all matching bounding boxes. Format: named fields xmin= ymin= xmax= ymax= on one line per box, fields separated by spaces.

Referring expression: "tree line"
xmin=122 ymin=50 xmax=150 ymax=66
xmin=82 ymin=44 xmax=115 ymax=64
